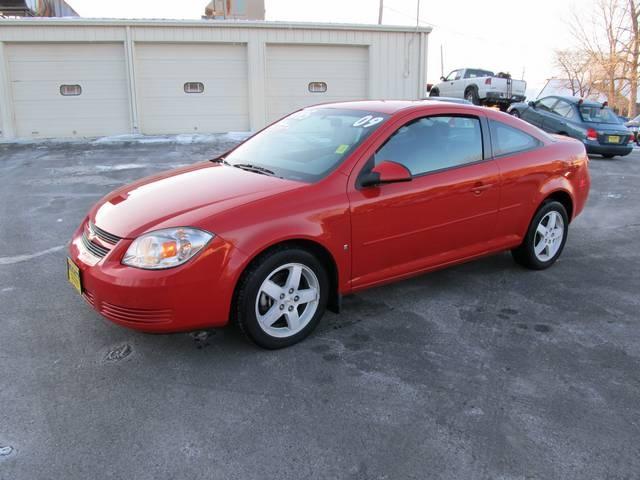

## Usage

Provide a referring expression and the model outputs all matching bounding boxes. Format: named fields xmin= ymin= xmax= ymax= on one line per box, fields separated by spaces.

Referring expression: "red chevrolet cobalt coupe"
xmin=68 ymin=101 xmax=590 ymax=348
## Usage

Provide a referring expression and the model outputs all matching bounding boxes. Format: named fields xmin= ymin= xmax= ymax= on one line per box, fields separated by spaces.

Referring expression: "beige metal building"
xmin=0 ymin=19 xmax=431 ymax=139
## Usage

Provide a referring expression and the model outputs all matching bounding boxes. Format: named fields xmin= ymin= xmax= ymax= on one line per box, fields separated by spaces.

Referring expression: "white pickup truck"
xmin=428 ymin=68 xmax=527 ymax=110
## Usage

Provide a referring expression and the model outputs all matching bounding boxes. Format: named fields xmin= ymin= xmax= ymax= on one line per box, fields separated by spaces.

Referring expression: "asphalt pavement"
xmin=1 ymin=136 xmax=639 ymax=480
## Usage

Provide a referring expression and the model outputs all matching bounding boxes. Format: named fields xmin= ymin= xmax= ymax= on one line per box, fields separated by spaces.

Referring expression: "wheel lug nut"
xmin=288 ymin=288 xmax=294 ymax=294
xmin=280 ymin=293 xmax=285 ymax=299
xmin=279 ymin=304 xmax=285 ymax=310
xmin=294 ymin=296 xmax=299 ymax=302
xmin=288 ymin=305 xmax=294 ymax=311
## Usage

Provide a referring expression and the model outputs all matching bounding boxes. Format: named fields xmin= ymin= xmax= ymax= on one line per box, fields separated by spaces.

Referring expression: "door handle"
xmin=471 ymin=182 xmax=493 ymax=195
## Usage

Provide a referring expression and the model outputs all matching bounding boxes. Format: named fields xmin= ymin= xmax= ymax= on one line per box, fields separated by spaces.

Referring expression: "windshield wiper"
xmin=232 ymin=163 xmax=276 ymax=176
xmin=211 ymin=156 xmax=230 ymax=165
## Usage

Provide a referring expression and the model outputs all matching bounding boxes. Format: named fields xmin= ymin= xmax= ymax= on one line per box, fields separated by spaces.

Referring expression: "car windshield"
xmin=579 ymin=105 xmax=620 ymax=124
xmin=224 ymin=108 xmax=389 ymax=182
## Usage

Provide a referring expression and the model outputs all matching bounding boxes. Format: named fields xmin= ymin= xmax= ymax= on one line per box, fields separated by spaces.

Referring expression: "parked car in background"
xmin=428 ymin=68 xmax=526 ymax=110
xmin=508 ymin=96 xmax=633 ymax=158
xmin=68 ymin=101 xmax=590 ymax=349
xmin=625 ymin=114 xmax=640 ymax=145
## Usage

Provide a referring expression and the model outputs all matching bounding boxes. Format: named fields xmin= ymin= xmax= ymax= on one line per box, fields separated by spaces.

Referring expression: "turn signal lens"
xmin=122 ymin=227 xmax=213 ymax=269
xmin=586 ymin=128 xmax=598 ymax=140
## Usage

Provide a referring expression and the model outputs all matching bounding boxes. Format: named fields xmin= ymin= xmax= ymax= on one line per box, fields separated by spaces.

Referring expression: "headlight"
xmin=122 ymin=227 xmax=213 ymax=270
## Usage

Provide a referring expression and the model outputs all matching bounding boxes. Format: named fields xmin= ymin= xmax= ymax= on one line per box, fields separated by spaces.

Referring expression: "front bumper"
xmin=68 ymin=220 xmax=247 ymax=333
xmin=585 ymin=142 xmax=633 ymax=157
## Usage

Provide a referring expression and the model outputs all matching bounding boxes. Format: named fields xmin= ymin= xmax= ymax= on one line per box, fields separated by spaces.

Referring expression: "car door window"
xmin=552 ymin=100 xmax=576 ymax=119
xmin=537 ymin=97 xmax=557 ymax=112
xmin=445 ymin=70 xmax=460 ymax=81
xmin=490 ymin=119 xmax=542 ymax=157
xmin=374 ymin=115 xmax=484 ymax=176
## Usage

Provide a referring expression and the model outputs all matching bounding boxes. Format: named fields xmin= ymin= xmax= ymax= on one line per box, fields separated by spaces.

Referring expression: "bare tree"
xmin=570 ymin=0 xmax=629 ymax=112
xmin=554 ymin=49 xmax=596 ymax=97
xmin=623 ymin=0 xmax=639 ymax=116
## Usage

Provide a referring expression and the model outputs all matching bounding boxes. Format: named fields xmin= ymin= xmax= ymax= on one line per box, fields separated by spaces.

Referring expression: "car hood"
xmin=90 ymin=162 xmax=303 ymax=238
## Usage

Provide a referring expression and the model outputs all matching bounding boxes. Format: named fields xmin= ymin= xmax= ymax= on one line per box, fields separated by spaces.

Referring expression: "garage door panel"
xmin=266 ymin=44 xmax=369 ymax=122
xmin=142 ymin=98 xmax=248 ymax=116
xmin=9 ymin=61 xmax=127 ymax=81
xmin=136 ymin=43 xmax=249 ymax=135
xmin=14 ymin=100 xmax=130 ymax=120
xmin=11 ymin=81 xmax=129 ymax=102
xmin=139 ymin=79 xmax=246 ymax=98
xmin=267 ymin=79 xmax=367 ymax=97
xmin=7 ymin=43 xmax=130 ymax=138
xmin=142 ymin=115 xmax=247 ymax=134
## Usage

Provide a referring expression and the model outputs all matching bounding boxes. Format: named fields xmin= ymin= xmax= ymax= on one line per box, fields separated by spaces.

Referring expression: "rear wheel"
xmin=464 ymin=87 xmax=480 ymax=105
xmin=602 ymin=154 xmax=615 ymax=159
xmin=429 ymin=88 xmax=440 ymax=97
xmin=510 ymin=109 xmax=521 ymax=118
xmin=234 ymin=247 xmax=329 ymax=349
xmin=511 ymin=201 xmax=569 ymax=270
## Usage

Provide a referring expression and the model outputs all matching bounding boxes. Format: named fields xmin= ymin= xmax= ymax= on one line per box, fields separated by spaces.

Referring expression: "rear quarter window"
xmin=490 ymin=119 xmax=543 ymax=157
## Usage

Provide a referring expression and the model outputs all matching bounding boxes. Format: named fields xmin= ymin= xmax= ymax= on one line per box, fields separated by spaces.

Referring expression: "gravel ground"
xmin=0 ymin=136 xmax=639 ymax=480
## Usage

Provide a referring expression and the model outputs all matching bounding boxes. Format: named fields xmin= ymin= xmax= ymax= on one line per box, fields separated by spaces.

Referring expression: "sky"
xmin=65 ymin=0 xmax=581 ymax=98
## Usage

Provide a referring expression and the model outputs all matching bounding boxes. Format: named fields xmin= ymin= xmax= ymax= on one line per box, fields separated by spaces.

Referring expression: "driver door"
xmin=347 ymin=112 xmax=500 ymax=289
xmin=438 ymin=70 xmax=459 ymax=96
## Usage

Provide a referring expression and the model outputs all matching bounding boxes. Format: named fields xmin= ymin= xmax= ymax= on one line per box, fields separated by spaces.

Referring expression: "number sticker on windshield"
xmin=353 ymin=115 xmax=384 ymax=128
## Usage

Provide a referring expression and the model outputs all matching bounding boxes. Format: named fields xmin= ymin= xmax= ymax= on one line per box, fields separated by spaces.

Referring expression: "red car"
xmin=67 ymin=100 xmax=591 ymax=348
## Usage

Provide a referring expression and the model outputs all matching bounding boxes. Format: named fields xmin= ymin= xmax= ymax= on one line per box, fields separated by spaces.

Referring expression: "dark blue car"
xmin=508 ymin=96 xmax=633 ymax=158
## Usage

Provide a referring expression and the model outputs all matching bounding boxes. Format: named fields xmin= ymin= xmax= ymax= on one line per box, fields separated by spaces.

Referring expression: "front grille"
xmin=100 ymin=301 xmax=173 ymax=324
xmin=89 ymin=222 xmax=121 ymax=245
xmin=83 ymin=290 xmax=95 ymax=306
xmin=81 ymin=231 xmax=110 ymax=258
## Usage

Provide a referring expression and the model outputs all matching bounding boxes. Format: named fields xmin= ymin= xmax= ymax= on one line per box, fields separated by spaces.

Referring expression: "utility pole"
xmin=378 ymin=0 xmax=383 ymax=24
xmin=416 ymin=0 xmax=421 ymax=28
xmin=440 ymin=44 xmax=444 ymax=78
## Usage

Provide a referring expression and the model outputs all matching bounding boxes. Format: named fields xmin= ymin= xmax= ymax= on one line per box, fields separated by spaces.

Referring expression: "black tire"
xmin=510 ymin=109 xmax=521 ymax=118
xmin=602 ymin=154 xmax=615 ymax=159
xmin=429 ymin=88 xmax=440 ymax=97
xmin=464 ymin=86 xmax=480 ymax=105
xmin=511 ymin=201 xmax=569 ymax=270
xmin=233 ymin=247 xmax=329 ymax=349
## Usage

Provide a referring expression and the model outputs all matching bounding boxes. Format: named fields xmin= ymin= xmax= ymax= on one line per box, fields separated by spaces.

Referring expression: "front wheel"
xmin=511 ymin=201 xmax=569 ymax=270
xmin=429 ymin=88 xmax=440 ymax=97
xmin=234 ymin=247 xmax=329 ymax=349
xmin=602 ymin=154 xmax=615 ymax=159
xmin=510 ymin=109 xmax=521 ymax=118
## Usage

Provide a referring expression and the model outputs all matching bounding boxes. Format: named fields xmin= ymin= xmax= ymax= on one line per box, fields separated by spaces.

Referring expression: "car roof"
xmin=546 ymin=95 xmax=602 ymax=107
xmin=304 ymin=99 xmax=481 ymax=114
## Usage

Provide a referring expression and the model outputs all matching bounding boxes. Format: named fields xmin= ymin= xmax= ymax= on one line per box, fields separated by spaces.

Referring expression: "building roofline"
xmin=0 ymin=17 xmax=433 ymax=33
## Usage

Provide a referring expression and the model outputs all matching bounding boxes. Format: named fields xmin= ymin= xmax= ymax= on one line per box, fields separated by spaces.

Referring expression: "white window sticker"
xmin=353 ymin=115 xmax=384 ymax=128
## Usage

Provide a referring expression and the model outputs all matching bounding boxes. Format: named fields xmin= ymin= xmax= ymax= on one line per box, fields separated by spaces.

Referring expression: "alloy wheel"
xmin=255 ymin=263 xmax=320 ymax=338
xmin=533 ymin=211 xmax=565 ymax=262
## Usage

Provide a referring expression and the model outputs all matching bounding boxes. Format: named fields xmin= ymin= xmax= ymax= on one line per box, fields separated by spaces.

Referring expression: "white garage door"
xmin=7 ymin=43 xmax=131 ymax=138
xmin=266 ymin=44 xmax=369 ymax=122
xmin=136 ymin=43 xmax=249 ymax=134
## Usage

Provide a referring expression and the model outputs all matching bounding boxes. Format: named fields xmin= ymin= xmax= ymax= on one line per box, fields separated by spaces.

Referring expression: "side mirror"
xmin=528 ymin=100 xmax=536 ymax=108
xmin=360 ymin=160 xmax=412 ymax=187
xmin=440 ymin=76 xmax=446 ymax=81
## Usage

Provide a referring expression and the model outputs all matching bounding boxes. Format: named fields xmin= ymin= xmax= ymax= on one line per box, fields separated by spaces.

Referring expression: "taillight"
xmin=586 ymin=128 xmax=598 ymax=141
xmin=484 ymin=77 xmax=492 ymax=85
